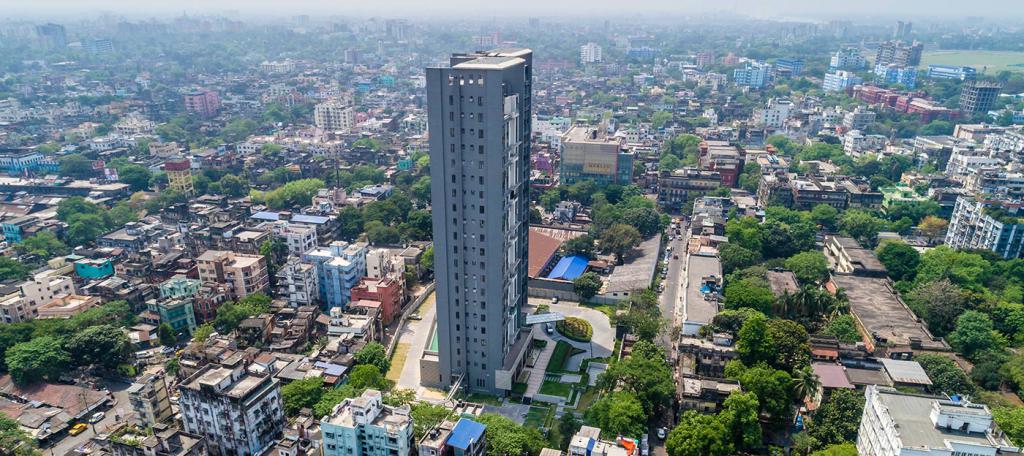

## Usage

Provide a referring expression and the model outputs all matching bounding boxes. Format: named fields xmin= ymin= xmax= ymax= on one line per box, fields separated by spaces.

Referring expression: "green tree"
xmin=726 ymin=361 xmax=794 ymax=420
xmin=281 ymin=377 xmax=325 ymax=416
xmin=876 ymin=241 xmax=920 ymax=282
xmin=993 ymin=407 xmax=1024 ymax=447
xmin=905 ymin=279 xmax=971 ymax=337
xmin=737 ymin=313 xmax=774 ymax=365
xmin=767 ymin=318 xmax=811 ymax=371
xmin=915 ymin=246 xmax=991 ymax=291
xmin=336 ymin=206 xmax=365 ymax=240
xmin=0 ymin=324 xmax=34 ymax=372
xmin=348 ymin=365 xmax=390 ymax=390
xmin=5 ymin=336 xmax=69 ymax=384
xmin=193 ymin=323 xmax=214 ymax=343
xmin=0 ymin=414 xmax=37 ymax=456
xmin=411 ymin=402 xmax=454 ymax=440
xmin=313 ymin=385 xmax=362 ymax=417
xmin=810 ymin=204 xmax=839 ymax=230
xmin=0 ymin=257 xmax=28 ymax=282
xmin=597 ymin=340 xmax=674 ymax=415
xmin=725 ymin=278 xmax=775 ymax=314
xmin=562 ymin=235 xmax=596 ymax=259
xmin=599 ymin=224 xmax=642 ymax=264
xmin=822 ymin=315 xmax=861 ymax=343
xmin=354 ymin=342 xmax=390 ymax=374
xmin=476 ymin=413 xmax=546 ymax=456
xmin=58 ymin=154 xmax=95 ymax=179
xmin=792 ymin=365 xmax=821 ymax=402
xmin=719 ymin=243 xmax=762 ymax=276
xmin=720 ymin=391 xmax=762 ymax=451
xmin=218 ymin=174 xmax=250 ymax=197
xmin=66 ymin=324 xmax=131 ymax=369
xmin=808 ymin=389 xmax=864 ymax=448
xmin=916 ymin=354 xmax=976 ymax=397
xmin=573 ymin=272 xmax=603 ymax=300
xmin=15 ymin=232 xmax=69 ymax=259
xmin=584 ymin=391 xmax=647 ymax=438
xmin=558 ymin=413 xmax=582 ymax=449
xmin=158 ymin=323 xmax=177 ymax=347
xmin=784 ymin=251 xmax=830 ymax=284
xmin=117 ymin=164 xmax=153 ymax=192
xmin=838 ymin=210 xmax=887 ymax=246
xmin=948 ymin=311 xmax=1004 ymax=360
xmin=810 ymin=444 xmax=858 ymax=456
xmin=665 ymin=411 xmax=734 ymax=456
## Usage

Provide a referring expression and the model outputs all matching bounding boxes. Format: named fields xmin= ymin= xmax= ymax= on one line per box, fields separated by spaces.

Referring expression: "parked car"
xmin=69 ymin=423 xmax=88 ymax=436
xmin=545 ymin=322 xmax=554 ymax=334
xmin=657 ymin=427 xmax=667 ymax=440
xmin=89 ymin=412 xmax=105 ymax=423
xmin=409 ymin=313 xmax=422 ymax=320
xmin=551 ymin=297 xmax=559 ymax=304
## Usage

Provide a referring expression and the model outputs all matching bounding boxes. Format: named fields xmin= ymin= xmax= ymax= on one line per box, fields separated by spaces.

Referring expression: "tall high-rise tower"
xmin=426 ymin=49 xmax=532 ymax=394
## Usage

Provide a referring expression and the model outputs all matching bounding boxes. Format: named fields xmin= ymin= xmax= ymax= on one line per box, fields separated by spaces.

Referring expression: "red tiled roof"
xmin=528 ymin=229 xmax=562 ymax=278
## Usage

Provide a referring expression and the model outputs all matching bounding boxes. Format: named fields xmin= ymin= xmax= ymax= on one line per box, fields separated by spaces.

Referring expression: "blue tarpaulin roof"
xmin=448 ymin=418 xmax=486 ymax=450
xmin=546 ymin=255 xmax=589 ymax=280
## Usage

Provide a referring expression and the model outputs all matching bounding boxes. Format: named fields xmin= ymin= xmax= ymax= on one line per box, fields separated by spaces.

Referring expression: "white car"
xmin=657 ymin=427 xmax=667 ymax=439
xmin=89 ymin=411 xmax=105 ymax=423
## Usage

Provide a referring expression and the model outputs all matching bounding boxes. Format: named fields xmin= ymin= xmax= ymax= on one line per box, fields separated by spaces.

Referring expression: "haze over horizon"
xmin=4 ymin=0 xmax=1023 ymax=22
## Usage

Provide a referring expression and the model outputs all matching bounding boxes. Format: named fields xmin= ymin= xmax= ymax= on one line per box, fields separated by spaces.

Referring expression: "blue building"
xmin=874 ymin=64 xmax=917 ymax=89
xmin=627 ymin=47 xmax=658 ymax=62
xmin=927 ymin=64 xmax=977 ymax=81
xmin=775 ymin=58 xmax=804 ymax=76
xmin=305 ymin=241 xmax=367 ymax=310
xmin=1 ymin=216 xmax=36 ymax=243
xmin=0 ymin=150 xmax=59 ymax=174
xmin=733 ymin=62 xmax=772 ymax=88
xmin=73 ymin=257 xmax=115 ymax=280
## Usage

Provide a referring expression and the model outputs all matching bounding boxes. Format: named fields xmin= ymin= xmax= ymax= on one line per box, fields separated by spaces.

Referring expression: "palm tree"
xmin=793 ymin=365 xmax=821 ymax=403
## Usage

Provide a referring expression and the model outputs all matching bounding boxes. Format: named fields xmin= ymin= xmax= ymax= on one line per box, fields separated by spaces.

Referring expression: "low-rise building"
xmin=37 ymin=294 xmax=100 ymax=319
xmin=305 ymin=241 xmax=368 ymax=310
xmin=197 ymin=250 xmax=270 ymax=300
xmin=275 ymin=257 xmax=320 ymax=308
xmin=321 ymin=389 xmax=413 ymax=456
xmin=857 ymin=385 xmax=1019 ymax=456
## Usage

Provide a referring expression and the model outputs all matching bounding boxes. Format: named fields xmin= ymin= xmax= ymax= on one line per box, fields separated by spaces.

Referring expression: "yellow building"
xmin=163 ymin=160 xmax=194 ymax=196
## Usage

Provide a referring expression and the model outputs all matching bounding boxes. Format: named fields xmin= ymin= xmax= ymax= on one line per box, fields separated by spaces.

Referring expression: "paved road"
xmin=657 ymin=229 xmax=688 ymax=353
xmin=45 ymin=378 xmax=134 ymax=456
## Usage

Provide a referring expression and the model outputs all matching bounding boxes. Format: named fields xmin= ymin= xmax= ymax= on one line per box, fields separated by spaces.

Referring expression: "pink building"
xmin=183 ymin=89 xmax=221 ymax=118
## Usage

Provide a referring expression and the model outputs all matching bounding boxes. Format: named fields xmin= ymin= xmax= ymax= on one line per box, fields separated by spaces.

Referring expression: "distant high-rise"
xmin=695 ymin=51 xmax=716 ymax=69
xmin=34 ymin=23 xmax=66 ymax=49
xmin=425 ymin=49 xmax=533 ymax=394
xmin=875 ymin=40 xmax=923 ymax=67
xmin=183 ymin=88 xmax=221 ymax=118
xmin=959 ymin=80 xmax=1003 ymax=114
xmin=829 ymin=47 xmax=867 ymax=70
xmin=893 ymin=20 xmax=913 ymax=39
xmin=733 ymin=61 xmax=772 ymax=88
xmin=580 ymin=42 xmax=603 ymax=64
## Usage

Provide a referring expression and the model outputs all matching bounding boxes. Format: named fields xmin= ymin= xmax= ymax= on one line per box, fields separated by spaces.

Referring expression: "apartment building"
xmin=304 ymin=241 xmax=368 ymax=310
xmin=275 ymin=257 xmax=320 ymax=308
xmin=178 ymin=362 xmax=285 ymax=456
xmin=272 ymin=222 xmax=319 ymax=256
xmin=753 ymin=98 xmax=792 ymax=129
xmin=945 ymin=197 xmax=1024 ymax=259
xmin=321 ymin=389 xmax=413 ymax=456
xmin=733 ymin=61 xmax=772 ymax=88
xmin=314 ymin=100 xmax=356 ymax=132
xmin=196 ymin=250 xmax=270 ymax=301
xmin=349 ymin=276 xmax=405 ymax=326
xmin=822 ymin=70 xmax=863 ymax=92
xmin=874 ymin=40 xmax=923 ymax=67
xmin=425 ymin=48 xmax=534 ymax=394
xmin=579 ymin=42 xmax=603 ymax=64
xmin=657 ymin=168 xmax=721 ymax=210
xmin=183 ymin=89 xmax=221 ymax=119
xmin=128 ymin=372 xmax=174 ymax=427
xmin=960 ymin=80 xmax=1003 ymax=114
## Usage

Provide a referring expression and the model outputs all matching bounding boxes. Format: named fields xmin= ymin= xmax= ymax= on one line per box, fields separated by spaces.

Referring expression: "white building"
xmin=260 ymin=60 xmax=296 ymax=74
xmin=580 ymin=42 xmax=603 ymax=64
xmin=857 ymin=385 xmax=1019 ymax=456
xmin=753 ymin=98 xmax=792 ymax=130
xmin=178 ymin=362 xmax=285 ymax=456
xmin=0 ymin=273 xmax=75 ymax=323
xmin=272 ymin=222 xmax=319 ymax=256
xmin=275 ymin=256 xmax=320 ymax=308
xmin=945 ymin=197 xmax=1024 ymax=259
xmin=314 ymin=100 xmax=356 ymax=132
xmin=321 ymin=389 xmax=413 ymax=456
xmin=127 ymin=372 xmax=173 ymax=427
xmin=569 ymin=426 xmax=632 ymax=456
xmin=822 ymin=70 xmax=863 ymax=92
xmin=843 ymin=106 xmax=877 ymax=131
xmin=829 ymin=47 xmax=867 ymax=70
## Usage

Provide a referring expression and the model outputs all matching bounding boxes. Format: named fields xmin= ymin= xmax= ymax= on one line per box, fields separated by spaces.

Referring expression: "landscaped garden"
xmin=557 ymin=317 xmax=593 ymax=342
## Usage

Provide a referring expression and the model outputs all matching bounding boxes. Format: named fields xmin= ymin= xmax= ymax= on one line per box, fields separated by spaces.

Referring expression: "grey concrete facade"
xmin=426 ymin=49 xmax=533 ymax=394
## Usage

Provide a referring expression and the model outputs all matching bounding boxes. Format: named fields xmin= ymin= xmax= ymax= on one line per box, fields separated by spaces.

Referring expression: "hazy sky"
xmin=4 ymin=0 xmax=1022 ymax=21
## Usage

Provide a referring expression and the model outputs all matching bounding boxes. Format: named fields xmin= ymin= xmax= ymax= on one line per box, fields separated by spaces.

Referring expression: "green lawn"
xmin=539 ymin=380 xmax=573 ymax=398
xmin=581 ymin=302 xmax=618 ymax=320
xmin=463 ymin=392 xmax=504 ymax=406
xmin=524 ymin=406 xmax=550 ymax=428
xmin=546 ymin=341 xmax=584 ymax=373
xmin=921 ymin=50 xmax=1024 ymax=74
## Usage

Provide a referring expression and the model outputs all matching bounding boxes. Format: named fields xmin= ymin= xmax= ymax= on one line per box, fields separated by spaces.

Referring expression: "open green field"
xmin=921 ymin=50 xmax=1024 ymax=74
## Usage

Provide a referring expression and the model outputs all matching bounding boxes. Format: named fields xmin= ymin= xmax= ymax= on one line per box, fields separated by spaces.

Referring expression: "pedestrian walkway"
xmin=524 ymin=332 xmax=556 ymax=399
